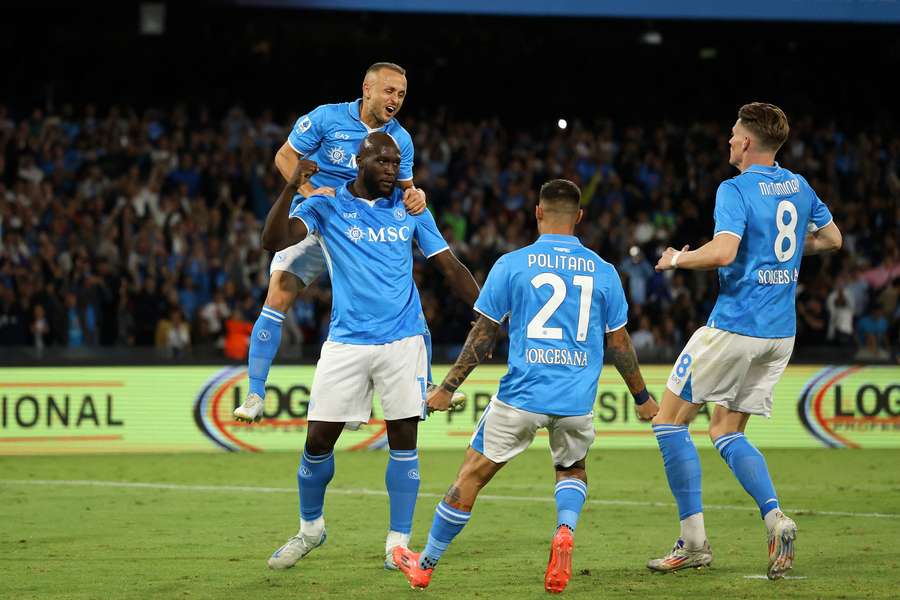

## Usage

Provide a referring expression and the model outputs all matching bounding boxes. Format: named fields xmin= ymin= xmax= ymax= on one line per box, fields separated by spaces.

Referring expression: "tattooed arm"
xmin=427 ymin=315 xmax=501 ymax=411
xmin=605 ymin=326 xmax=659 ymax=421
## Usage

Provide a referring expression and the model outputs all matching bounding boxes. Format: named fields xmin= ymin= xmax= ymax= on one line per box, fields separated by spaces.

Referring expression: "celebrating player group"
xmin=245 ymin=62 xmax=842 ymax=593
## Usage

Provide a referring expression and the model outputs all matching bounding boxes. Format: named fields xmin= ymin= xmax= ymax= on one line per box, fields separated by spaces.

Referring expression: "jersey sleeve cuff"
xmin=397 ymin=176 xmax=414 ymax=182
xmin=286 ymin=138 xmax=305 ymax=157
xmin=605 ymin=320 xmax=627 ymax=333
xmin=473 ymin=306 xmax=506 ymax=325
xmin=714 ymin=230 xmax=742 ymax=240
xmin=425 ymin=245 xmax=450 ymax=259
xmin=808 ymin=217 xmax=834 ymax=232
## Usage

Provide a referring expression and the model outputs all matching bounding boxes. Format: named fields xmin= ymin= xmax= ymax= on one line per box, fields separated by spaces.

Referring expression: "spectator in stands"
xmin=0 ymin=102 xmax=896 ymax=362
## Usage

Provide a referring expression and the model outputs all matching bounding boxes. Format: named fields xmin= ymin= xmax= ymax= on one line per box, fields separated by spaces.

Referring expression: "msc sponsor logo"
xmin=345 ymin=225 xmax=411 ymax=244
xmin=797 ymin=366 xmax=900 ymax=448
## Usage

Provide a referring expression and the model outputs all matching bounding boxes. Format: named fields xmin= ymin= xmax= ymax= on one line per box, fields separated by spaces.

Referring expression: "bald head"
xmin=358 ymin=131 xmax=399 ymax=160
xmin=361 ymin=62 xmax=407 ymax=127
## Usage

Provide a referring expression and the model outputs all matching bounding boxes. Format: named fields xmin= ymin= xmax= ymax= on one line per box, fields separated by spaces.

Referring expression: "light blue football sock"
xmin=248 ymin=306 xmax=284 ymax=398
xmin=419 ymin=501 xmax=471 ymax=570
xmin=298 ymin=449 xmax=334 ymax=521
xmin=653 ymin=424 xmax=703 ymax=520
xmin=555 ymin=478 xmax=587 ymax=531
xmin=385 ymin=449 xmax=420 ymax=534
xmin=715 ymin=432 xmax=780 ymax=519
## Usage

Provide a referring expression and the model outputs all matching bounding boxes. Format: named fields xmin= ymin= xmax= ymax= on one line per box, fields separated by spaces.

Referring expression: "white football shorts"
xmin=470 ymin=397 xmax=595 ymax=467
xmin=308 ymin=334 xmax=428 ymax=423
xmin=269 ymin=235 xmax=326 ymax=286
xmin=666 ymin=326 xmax=794 ymax=417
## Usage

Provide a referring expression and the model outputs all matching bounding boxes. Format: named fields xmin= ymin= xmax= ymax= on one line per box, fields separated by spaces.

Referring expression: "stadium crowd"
xmin=0 ymin=103 xmax=897 ymax=361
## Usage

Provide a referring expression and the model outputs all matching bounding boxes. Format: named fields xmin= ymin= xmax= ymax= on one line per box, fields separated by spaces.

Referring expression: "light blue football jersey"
xmin=287 ymin=99 xmax=413 ymax=211
xmin=475 ymin=234 xmax=628 ymax=416
xmin=707 ymin=163 xmax=833 ymax=338
xmin=291 ymin=183 xmax=448 ymax=345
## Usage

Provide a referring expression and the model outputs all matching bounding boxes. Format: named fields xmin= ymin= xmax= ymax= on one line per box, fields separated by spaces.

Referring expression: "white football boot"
xmin=767 ymin=511 xmax=797 ymax=580
xmin=233 ymin=392 xmax=265 ymax=423
xmin=267 ymin=528 xmax=327 ymax=570
xmin=384 ymin=531 xmax=411 ymax=570
xmin=647 ymin=538 xmax=713 ymax=572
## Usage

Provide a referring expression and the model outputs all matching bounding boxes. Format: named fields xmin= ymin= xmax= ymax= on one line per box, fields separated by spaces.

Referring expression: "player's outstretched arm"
xmin=605 ymin=327 xmax=659 ymax=421
xmin=262 ymin=159 xmax=317 ymax=251
xmin=655 ymin=233 xmax=740 ymax=272
xmin=427 ymin=315 xmax=500 ymax=412
xmin=803 ymin=221 xmax=842 ymax=255
xmin=430 ymin=249 xmax=480 ymax=307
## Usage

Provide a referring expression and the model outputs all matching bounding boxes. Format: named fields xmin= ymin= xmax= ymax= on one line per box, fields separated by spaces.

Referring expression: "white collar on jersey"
xmin=349 ymin=98 xmax=390 ymax=134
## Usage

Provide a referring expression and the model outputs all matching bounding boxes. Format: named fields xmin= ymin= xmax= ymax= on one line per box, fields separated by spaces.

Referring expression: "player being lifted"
xmin=261 ymin=132 xmax=480 ymax=571
xmin=235 ymin=62 xmax=460 ymax=424
xmin=393 ymin=180 xmax=660 ymax=593
xmin=648 ymin=103 xmax=842 ymax=579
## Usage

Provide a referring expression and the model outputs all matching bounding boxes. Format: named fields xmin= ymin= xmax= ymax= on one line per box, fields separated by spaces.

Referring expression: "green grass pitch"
xmin=3 ymin=449 xmax=899 ymax=599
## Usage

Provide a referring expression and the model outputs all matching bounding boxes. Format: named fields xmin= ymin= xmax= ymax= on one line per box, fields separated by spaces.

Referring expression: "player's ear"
xmin=535 ymin=204 xmax=543 ymax=222
xmin=575 ymin=208 xmax=583 ymax=225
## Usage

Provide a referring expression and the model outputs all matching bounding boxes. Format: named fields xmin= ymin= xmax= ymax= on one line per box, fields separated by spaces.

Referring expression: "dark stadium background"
xmin=1 ymin=0 xmax=898 ymax=365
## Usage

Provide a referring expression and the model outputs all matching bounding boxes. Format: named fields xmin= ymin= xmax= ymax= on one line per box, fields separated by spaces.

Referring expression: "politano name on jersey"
xmin=474 ymin=234 xmax=628 ymax=416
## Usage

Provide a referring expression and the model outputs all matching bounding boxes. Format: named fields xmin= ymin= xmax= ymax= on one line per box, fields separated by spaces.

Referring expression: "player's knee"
xmin=385 ymin=416 xmax=418 ymax=450
xmin=708 ymin=422 xmax=733 ymax=442
xmin=555 ymin=463 xmax=586 ymax=483
xmin=266 ymin=272 xmax=303 ymax=311
xmin=304 ymin=425 xmax=340 ymax=455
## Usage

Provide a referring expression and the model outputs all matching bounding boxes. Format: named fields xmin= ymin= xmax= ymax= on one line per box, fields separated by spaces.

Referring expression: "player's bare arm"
xmin=428 ymin=315 xmax=500 ymax=411
xmin=262 ymin=159 xmax=318 ymax=251
xmin=803 ymin=221 xmax=842 ymax=255
xmin=605 ymin=327 xmax=659 ymax=421
xmin=655 ymin=233 xmax=740 ymax=272
xmin=275 ymin=141 xmax=335 ymax=198
xmin=429 ymin=249 xmax=480 ymax=307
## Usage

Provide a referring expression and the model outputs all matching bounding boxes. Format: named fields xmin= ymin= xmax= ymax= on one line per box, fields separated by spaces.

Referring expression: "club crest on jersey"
xmin=296 ymin=116 xmax=312 ymax=134
xmin=327 ymin=145 xmax=347 ymax=165
xmin=393 ymin=207 xmax=406 ymax=221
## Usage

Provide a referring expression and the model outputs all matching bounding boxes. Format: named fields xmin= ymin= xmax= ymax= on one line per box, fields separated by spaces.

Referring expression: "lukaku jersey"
xmin=291 ymin=183 xmax=448 ymax=345
xmin=708 ymin=163 xmax=833 ymax=338
xmin=287 ymin=99 xmax=414 ymax=210
xmin=474 ymin=234 xmax=628 ymax=416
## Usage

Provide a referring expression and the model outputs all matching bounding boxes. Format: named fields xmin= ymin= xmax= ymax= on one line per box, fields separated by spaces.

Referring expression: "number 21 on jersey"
xmin=526 ymin=273 xmax=593 ymax=341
